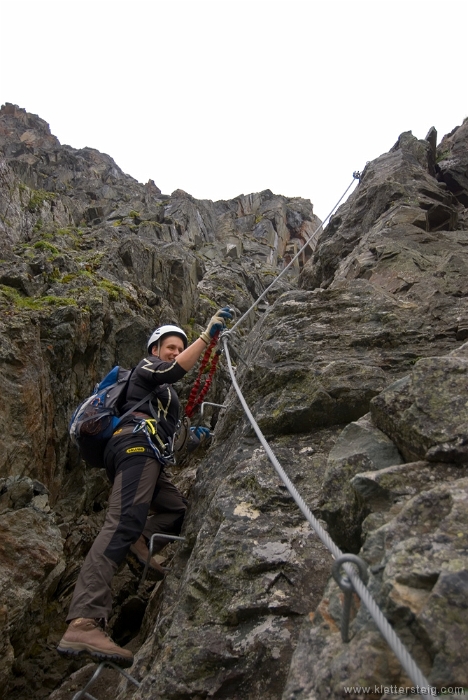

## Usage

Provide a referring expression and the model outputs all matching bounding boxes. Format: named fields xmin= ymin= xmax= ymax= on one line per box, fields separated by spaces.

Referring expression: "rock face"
xmin=0 ymin=103 xmax=467 ymax=700
xmin=282 ymin=122 xmax=468 ymax=698
xmin=0 ymin=103 xmax=321 ymax=699
xmin=128 ymin=435 xmax=333 ymax=700
xmin=0 ymin=103 xmax=321 ymax=491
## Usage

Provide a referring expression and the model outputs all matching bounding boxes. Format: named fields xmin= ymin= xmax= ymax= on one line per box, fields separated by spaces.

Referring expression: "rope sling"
xmin=185 ymin=330 xmax=220 ymax=419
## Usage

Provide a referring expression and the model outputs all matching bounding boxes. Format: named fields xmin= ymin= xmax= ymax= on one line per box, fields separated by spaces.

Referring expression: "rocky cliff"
xmin=0 ymin=103 xmax=467 ymax=700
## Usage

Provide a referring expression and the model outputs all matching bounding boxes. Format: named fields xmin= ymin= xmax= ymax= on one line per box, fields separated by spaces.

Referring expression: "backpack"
xmin=69 ymin=366 xmax=153 ymax=469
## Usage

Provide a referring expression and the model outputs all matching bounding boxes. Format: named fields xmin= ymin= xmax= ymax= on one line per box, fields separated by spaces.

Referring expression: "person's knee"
xmin=103 ymin=503 xmax=149 ymax=564
xmin=172 ymin=510 xmax=186 ymax=535
xmin=120 ymin=504 xmax=149 ymax=542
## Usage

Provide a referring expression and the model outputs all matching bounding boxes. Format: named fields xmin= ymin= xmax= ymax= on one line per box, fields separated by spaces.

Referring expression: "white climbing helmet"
xmin=147 ymin=325 xmax=188 ymax=352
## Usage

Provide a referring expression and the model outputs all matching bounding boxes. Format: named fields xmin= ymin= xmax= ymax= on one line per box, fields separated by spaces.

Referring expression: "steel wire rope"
xmin=229 ymin=176 xmax=359 ymax=335
xmin=72 ymin=174 xmax=437 ymax=699
xmin=221 ymin=336 xmax=434 ymax=697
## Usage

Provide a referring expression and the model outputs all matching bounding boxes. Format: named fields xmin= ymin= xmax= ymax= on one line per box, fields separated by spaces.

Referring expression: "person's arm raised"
xmin=175 ymin=337 xmax=210 ymax=371
xmin=175 ymin=307 xmax=233 ymax=371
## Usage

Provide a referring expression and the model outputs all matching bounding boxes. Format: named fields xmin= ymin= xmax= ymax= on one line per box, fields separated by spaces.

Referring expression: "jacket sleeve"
xmin=133 ymin=355 xmax=187 ymax=386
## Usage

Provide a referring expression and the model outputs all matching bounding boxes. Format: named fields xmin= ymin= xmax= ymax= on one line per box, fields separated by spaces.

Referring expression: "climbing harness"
xmin=185 ymin=331 xmax=221 ymax=419
xmin=132 ymin=418 xmax=175 ymax=465
xmin=220 ymin=334 xmax=434 ymax=697
xmin=130 ymin=333 xmax=225 ymax=467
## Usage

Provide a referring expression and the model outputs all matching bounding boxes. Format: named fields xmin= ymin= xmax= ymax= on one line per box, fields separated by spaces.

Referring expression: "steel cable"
xmin=222 ymin=335 xmax=435 ymax=697
xmin=72 ymin=173 xmax=438 ymax=698
xmin=229 ymin=176 xmax=359 ymax=335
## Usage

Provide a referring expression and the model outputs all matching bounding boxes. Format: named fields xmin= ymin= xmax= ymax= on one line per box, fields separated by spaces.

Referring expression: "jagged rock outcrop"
xmin=123 ymin=434 xmax=333 ymax=699
xmin=0 ymin=103 xmax=320 ymax=698
xmin=283 ymin=349 xmax=468 ymax=699
xmin=1 ymin=103 xmax=467 ymax=700
xmin=127 ymin=125 xmax=468 ymax=699
xmin=436 ymin=120 xmax=468 ymax=210
xmin=300 ymin=127 xmax=466 ymax=298
xmin=371 ymin=343 xmax=468 ymax=465
xmin=281 ymin=123 xmax=468 ymax=698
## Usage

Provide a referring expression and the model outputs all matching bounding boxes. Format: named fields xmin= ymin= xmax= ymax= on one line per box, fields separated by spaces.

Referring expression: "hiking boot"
xmin=127 ymin=535 xmax=166 ymax=581
xmin=57 ymin=618 xmax=134 ymax=668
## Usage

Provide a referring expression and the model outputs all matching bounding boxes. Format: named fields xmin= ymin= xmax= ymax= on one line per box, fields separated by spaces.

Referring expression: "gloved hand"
xmin=200 ymin=306 xmax=233 ymax=344
xmin=187 ymin=425 xmax=212 ymax=452
xmin=190 ymin=426 xmax=211 ymax=439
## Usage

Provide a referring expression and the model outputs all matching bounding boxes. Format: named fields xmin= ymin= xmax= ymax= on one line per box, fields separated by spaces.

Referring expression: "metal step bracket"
xmin=140 ymin=532 xmax=186 ymax=585
xmin=72 ymin=661 xmax=141 ymax=700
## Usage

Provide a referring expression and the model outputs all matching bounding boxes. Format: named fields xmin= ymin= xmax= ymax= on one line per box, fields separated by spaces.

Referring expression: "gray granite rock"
xmin=319 ymin=414 xmax=403 ymax=551
xmin=283 ymin=478 xmax=468 ymax=699
xmin=1 ymin=102 xmax=468 ymax=700
xmin=371 ymin=343 xmax=468 ymax=464
xmin=0 ymin=500 xmax=64 ymax=692
xmin=436 ymin=117 xmax=468 ymax=207
xmin=125 ymin=433 xmax=335 ymax=700
xmin=0 ymin=103 xmax=322 ymax=698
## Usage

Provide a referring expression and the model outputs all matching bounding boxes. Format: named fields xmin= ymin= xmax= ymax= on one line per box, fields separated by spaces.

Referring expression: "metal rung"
xmin=72 ymin=661 xmax=140 ymax=700
xmin=150 ymin=533 xmax=186 ymax=543
xmin=140 ymin=532 xmax=186 ymax=584
xmin=200 ymin=401 xmax=227 ymax=417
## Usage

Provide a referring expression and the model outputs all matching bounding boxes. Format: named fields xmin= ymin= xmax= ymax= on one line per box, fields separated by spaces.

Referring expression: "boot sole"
xmin=126 ymin=549 xmax=166 ymax=581
xmin=57 ymin=643 xmax=134 ymax=668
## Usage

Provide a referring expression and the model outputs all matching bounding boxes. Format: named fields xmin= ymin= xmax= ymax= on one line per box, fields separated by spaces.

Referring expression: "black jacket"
xmin=121 ymin=355 xmax=187 ymax=443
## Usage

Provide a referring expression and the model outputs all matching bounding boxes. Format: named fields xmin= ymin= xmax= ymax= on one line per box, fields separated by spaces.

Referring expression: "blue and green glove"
xmin=190 ymin=426 xmax=211 ymax=439
xmin=200 ymin=306 xmax=233 ymax=345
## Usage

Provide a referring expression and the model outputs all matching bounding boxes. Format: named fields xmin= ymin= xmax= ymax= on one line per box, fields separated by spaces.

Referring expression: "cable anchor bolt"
xmin=332 ymin=553 xmax=369 ymax=643
xmin=220 ymin=331 xmax=249 ymax=367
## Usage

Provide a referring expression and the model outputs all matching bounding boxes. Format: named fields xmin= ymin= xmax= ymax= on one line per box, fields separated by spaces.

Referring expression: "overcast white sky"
xmin=1 ymin=0 xmax=467 ymax=220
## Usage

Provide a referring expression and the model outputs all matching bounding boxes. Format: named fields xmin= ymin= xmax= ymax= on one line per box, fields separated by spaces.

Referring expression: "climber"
xmin=57 ymin=307 xmax=233 ymax=668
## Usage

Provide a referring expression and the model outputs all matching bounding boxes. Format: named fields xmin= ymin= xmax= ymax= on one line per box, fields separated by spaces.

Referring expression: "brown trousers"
xmin=67 ymin=430 xmax=187 ymax=622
